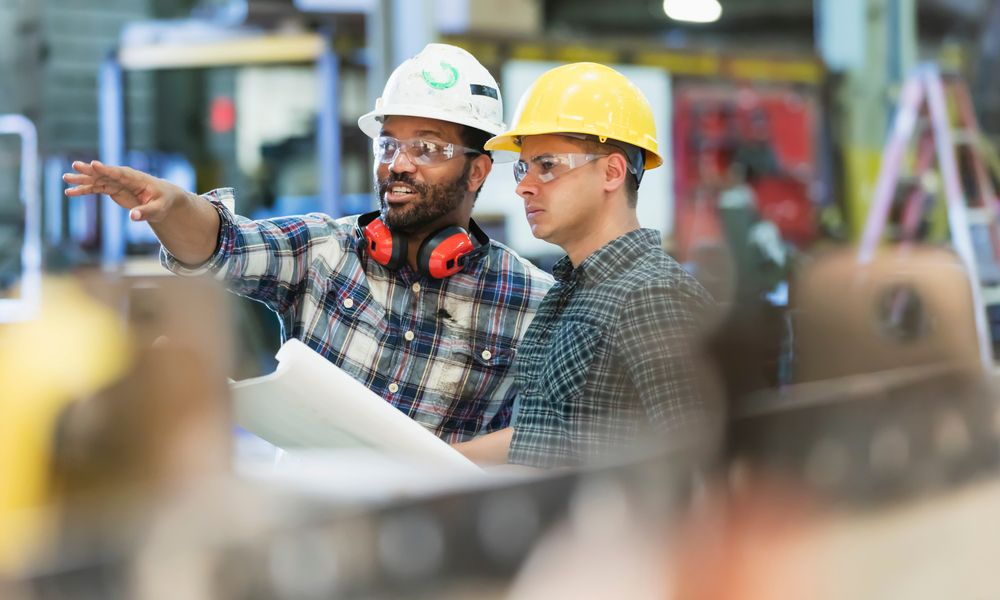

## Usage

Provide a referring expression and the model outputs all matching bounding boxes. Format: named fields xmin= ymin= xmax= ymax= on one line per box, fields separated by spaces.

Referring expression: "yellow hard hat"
xmin=485 ymin=62 xmax=663 ymax=170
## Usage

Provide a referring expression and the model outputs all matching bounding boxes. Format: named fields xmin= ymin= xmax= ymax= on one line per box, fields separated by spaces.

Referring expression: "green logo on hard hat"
xmin=422 ymin=61 xmax=459 ymax=90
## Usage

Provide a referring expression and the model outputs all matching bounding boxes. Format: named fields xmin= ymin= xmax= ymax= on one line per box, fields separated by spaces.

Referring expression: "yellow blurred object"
xmin=0 ymin=278 xmax=131 ymax=572
xmin=843 ymin=145 xmax=883 ymax=238
xmin=485 ymin=62 xmax=663 ymax=169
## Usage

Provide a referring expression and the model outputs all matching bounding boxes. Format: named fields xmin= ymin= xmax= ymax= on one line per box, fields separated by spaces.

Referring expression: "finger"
xmin=62 ymin=172 xmax=93 ymax=186
xmin=71 ymin=160 xmax=96 ymax=175
xmin=64 ymin=177 xmax=112 ymax=197
xmin=92 ymin=162 xmax=150 ymax=197
xmin=90 ymin=160 xmax=141 ymax=187
xmin=90 ymin=160 xmax=125 ymax=179
xmin=64 ymin=184 xmax=96 ymax=197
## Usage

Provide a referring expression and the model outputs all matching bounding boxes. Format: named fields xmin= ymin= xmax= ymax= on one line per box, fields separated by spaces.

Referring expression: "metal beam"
xmin=118 ymin=33 xmax=326 ymax=70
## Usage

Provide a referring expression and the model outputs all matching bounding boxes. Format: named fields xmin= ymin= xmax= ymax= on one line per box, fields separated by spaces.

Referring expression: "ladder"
xmin=858 ymin=63 xmax=1000 ymax=370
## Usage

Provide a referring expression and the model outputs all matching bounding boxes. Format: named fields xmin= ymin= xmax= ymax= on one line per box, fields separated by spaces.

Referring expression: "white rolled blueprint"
xmin=231 ymin=339 xmax=480 ymax=472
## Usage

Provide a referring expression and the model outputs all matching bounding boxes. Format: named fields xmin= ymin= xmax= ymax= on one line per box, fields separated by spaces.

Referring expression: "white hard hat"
xmin=358 ymin=43 xmax=505 ymax=139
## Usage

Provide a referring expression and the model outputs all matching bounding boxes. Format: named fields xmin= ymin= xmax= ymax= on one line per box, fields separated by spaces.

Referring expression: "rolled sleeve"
xmin=161 ymin=187 xmax=348 ymax=316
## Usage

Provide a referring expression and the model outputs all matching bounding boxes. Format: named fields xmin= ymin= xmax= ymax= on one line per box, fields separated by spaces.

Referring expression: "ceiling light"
xmin=663 ymin=0 xmax=723 ymax=23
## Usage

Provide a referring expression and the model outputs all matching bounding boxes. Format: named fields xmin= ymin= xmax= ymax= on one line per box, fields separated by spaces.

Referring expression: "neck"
xmin=565 ymin=208 xmax=640 ymax=267
xmin=402 ymin=209 xmax=474 ymax=272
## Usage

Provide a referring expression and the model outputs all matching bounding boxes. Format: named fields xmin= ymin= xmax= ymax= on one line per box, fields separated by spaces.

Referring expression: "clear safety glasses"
xmin=375 ymin=136 xmax=482 ymax=166
xmin=513 ymin=153 xmax=608 ymax=184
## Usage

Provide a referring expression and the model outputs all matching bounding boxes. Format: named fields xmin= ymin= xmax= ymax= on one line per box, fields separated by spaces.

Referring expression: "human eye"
xmin=415 ymin=139 xmax=444 ymax=157
xmin=377 ymin=136 xmax=398 ymax=153
xmin=534 ymin=155 xmax=562 ymax=173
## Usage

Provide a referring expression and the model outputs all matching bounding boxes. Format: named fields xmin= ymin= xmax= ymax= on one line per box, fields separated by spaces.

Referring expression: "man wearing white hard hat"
xmin=64 ymin=44 xmax=553 ymax=443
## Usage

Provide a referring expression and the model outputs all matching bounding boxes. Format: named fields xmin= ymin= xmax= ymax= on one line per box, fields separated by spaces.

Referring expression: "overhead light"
xmin=663 ymin=0 xmax=723 ymax=23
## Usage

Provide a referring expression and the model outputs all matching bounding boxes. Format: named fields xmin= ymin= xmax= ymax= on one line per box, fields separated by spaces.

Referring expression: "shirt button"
xmin=404 ymin=330 xmax=415 ymax=341
xmin=412 ymin=282 xmax=421 ymax=293
xmin=343 ymin=298 xmax=354 ymax=309
xmin=388 ymin=383 xmax=399 ymax=393
xmin=481 ymin=349 xmax=492 ymax=360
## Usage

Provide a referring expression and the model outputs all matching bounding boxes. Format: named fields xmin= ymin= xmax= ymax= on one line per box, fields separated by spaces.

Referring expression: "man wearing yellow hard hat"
xmin=454 ymin=62 xmax=716 ymax=468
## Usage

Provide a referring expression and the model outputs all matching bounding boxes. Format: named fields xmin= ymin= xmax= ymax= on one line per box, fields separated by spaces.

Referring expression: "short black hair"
xmin=460 ymin=126 xmax=494 ymax=200
xmin=460 ymin=126 xmax=493 ymax=156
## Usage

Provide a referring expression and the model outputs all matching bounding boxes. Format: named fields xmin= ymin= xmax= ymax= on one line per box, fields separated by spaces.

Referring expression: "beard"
xmin=376 ymin=160 xmax=471 ymax=234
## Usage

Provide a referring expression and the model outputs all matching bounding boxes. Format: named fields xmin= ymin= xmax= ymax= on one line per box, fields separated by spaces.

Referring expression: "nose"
xmin=516 ymin=177 xmax=537 ymax=200
xmin=388 ymin=148 xmax=417 ymax=174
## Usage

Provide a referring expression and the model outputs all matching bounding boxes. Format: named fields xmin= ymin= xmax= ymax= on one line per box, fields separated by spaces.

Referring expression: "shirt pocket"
xmin=434 ymin=332 xmax=517 ymax=433
xmin=445 ymin=336 xmax=515 ymax=393
xmin=323 ymin=285 xmax=391 ymax=382
xmin=538 ymin=320 xmax=605 ymax=414
xmin=330 ymin=286 xmax=389 ymax=338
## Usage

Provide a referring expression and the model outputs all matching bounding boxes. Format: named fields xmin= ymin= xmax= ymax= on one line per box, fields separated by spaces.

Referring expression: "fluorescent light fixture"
xmin=663 ymin=0 xmax=723 ymax=23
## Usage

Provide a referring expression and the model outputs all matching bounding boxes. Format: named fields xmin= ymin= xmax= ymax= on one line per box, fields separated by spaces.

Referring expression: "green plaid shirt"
xmin=508 ymin=229 xmax=715 ymax=468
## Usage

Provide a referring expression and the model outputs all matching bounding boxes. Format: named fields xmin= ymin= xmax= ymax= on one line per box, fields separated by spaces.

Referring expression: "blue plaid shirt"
xmin=162 ymin=189 xmax=553 ymax=442
xmin=509 ymin=229 xmax=715 ymax=467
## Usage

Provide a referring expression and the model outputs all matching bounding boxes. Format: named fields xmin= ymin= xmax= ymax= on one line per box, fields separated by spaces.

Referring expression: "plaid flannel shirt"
xmin=508 ymin=229 xmax=714 ymax=468
xmin=162 ymin=189 xmax=553 ymax=442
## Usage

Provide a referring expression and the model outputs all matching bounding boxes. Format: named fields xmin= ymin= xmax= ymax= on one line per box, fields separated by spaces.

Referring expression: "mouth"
xmin=525 ymin=206 xmax=544 ymax=219
xmin=380 ymin=178 xmax=425 ymax=204
xmin=385 ymin=184 xmax=419 ymax=203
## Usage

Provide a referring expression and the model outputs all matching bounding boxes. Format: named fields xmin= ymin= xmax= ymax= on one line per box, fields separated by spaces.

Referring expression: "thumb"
xmin=128 ymin=193 xmax=169 ymax=223
xmin=130 ymin=201 xmax=166 ymax=222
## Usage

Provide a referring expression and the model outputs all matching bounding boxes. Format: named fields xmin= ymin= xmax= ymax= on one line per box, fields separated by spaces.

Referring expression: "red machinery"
xmin=672 ymin=83 xmax=820 ymax=260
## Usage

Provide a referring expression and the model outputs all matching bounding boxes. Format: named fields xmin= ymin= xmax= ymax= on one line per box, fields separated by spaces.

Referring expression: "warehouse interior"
xmin=3 ymin=0 xmax=1000 ymax=597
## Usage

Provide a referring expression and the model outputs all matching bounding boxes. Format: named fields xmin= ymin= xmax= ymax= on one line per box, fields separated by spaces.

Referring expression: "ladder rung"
xmin=952 ymin=129 xmax=979 ymax=145
xmin=966 ymin=208 xmax=994 ymax=225
xmin=981 ymin=284 xmax=1000 ymax=306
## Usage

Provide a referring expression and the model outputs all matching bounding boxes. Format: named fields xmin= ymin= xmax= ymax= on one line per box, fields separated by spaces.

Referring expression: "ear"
xmin=603 ymin=152 xmax=629 ymax=195
xmin=466 ymin=154 xmax=493 ymax=193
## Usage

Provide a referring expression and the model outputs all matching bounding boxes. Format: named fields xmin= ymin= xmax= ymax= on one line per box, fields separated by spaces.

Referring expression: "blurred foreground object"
xmin=508 ymin=245 xmax=1000 ymax=599
xmin=0 ymin=273 xmax=232 ymax=579
xmin=0 ymin=278 xmax=131 ymax=572
xmin=714 ymin=244 xmax=1000 ymax=595
xmin=735 ymin=245 xmax=998 ymax=504
xmin=794 ymin=246 xmax=981 ymax=382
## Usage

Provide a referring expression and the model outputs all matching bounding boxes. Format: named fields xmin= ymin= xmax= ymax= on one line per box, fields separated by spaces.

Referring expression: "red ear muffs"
xmin=417 ymin=226 xmax=478 ymax=279
xmin=355 ymin=211 xmax=406 ymax=270
xmin=357 ymin=211 xmax=490 ymax=278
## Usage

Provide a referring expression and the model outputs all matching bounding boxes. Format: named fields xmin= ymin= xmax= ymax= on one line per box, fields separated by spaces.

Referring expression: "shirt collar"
xmin=553 ymin=228 xmax=662 ymax=285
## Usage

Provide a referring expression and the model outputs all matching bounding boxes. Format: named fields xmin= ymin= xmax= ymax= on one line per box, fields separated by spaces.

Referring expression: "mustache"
xmin=378 ymin=174 xmax=428 ymax=198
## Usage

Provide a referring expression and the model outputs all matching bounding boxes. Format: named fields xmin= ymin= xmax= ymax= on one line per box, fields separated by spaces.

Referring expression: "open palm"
xmin=63 ymin=160 xmax=183 ymax=223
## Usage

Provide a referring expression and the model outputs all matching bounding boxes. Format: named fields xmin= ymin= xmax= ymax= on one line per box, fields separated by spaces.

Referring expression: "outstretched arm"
xmin=64 ymin=160 xmax=220 ymax=265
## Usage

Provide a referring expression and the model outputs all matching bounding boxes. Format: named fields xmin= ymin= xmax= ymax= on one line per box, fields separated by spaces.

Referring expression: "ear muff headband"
xmin=357 ymin=211 xmax=490 ymax=278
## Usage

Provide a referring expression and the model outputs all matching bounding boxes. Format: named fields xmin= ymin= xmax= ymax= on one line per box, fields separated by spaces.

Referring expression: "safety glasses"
xmin=375 ymin=136 xmax=482 ymax=166
xmin=513 ymin=153 xmax=608 ymax=184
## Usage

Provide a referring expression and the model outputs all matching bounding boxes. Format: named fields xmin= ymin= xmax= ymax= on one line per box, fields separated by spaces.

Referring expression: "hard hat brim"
xmin=359 ymin=104 xmax=505 ymax=139
xmin=486 ymin=128 xmax=664 ymax=170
